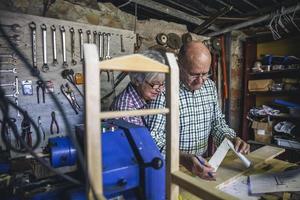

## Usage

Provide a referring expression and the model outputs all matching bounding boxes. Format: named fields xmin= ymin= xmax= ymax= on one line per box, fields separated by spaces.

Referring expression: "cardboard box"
xmin=248 ymin=79 xmax=273 ymax=92
xmin=252 ymin=121 xmax=272 ymax=144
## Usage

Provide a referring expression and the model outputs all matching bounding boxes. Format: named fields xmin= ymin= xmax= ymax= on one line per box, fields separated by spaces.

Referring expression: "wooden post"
xmin=84 ymin=44 xmax=104 ymax=200
xmin=165 ymin=53 xmax=180 ymax=200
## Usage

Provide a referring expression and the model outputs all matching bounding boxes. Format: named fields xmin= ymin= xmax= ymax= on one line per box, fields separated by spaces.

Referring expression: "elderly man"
xmin=147 ymin=41 xmax=250 ymax=180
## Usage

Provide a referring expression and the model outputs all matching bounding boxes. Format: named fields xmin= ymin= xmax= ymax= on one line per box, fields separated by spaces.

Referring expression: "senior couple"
xmin=110 ymin=41 xmax=250 ymax=180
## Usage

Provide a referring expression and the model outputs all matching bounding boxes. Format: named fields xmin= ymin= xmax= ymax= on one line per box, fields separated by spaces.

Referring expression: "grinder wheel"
xmin=156 ymin=33 xmax=168 ymax=45
xmin=167 ymin=33 xmax=182 ymax=49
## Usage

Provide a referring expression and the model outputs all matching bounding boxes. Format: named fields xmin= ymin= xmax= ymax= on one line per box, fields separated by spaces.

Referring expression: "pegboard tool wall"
xmin=0 ymin=11 xmax=135 ymax=157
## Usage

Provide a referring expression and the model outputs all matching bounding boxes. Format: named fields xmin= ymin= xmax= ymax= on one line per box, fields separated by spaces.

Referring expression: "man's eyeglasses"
xmin=145 ymin=81 xmax=164 ymax=90
xmin=181 ymin=68 xmax=212 ymax=81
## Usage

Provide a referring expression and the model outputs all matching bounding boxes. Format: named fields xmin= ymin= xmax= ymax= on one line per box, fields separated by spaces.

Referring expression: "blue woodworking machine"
xmin=47 ymin=120 xmax=165 ymax=200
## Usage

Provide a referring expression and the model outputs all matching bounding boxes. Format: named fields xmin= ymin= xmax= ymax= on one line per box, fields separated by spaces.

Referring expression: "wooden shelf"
xmin=248 ymin=90 xmax=300 ymax=96
xmin=269 ymin=113 xmax=300 ymax=119
xmin=249 ymin=69 xmax=300 ymax=79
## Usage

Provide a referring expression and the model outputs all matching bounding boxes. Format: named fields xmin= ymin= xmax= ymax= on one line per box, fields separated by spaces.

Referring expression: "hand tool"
xmin=15 ymin=97 xmax=20 ymax=117
xmin=41 ymin=24 xmax=49 ymax=72
xmin=61 ymin=69 xmax=83 ymax=97
xmin=120 ymin=34 xmax=125 ymax=52
xmin=93 ymin=31 xmax=97 ymax=44
xmin=86 ymin=30 xmax=91 ymax=43
xmin=37 ymin=116 xmax=46 ymax=141
xmin=78 ymin=29 xmax=83 ymax=62
xmin=98 ymin=32 xmax=103 ymax=60
xmin=60 ymin=26 xmax=68 ymax=68
xmin=0 ymin=58 xmax=17 ymax=65
xmin=50 ymin=111 xmax=59 ymax=134
xmin=51 ymin=25 xmax=58 ymax=66
xmin=0 ymin=68 xmax=17 ymax=73
xmin=36 ymin=80 xmax=46 ymax=104
xmin=194 ymin=155 xmax=214 ymax=178
xmin=61 ymin=83 xmax=80 ymax=114
xmin=105 ymin=33 xmax=111 ymax=59
xmin=0 ymin=23 xmax=21 ymax=32
xmin=29 ymin=21 xmax=40 ymax=75
xmin=74 ymin=73 xmax=84 ymax=85
xmin=69 ymin=27 xmax=77 ymax=66
xmin=0 ymin=34 xmax=21 ymax=41
xmin=4 ymin=76 xmax=19 ymax=98
xmin=21 ymin=111 xmax=32 ymax=147
xmin=0 ymin=52 xmax=17 ymax=58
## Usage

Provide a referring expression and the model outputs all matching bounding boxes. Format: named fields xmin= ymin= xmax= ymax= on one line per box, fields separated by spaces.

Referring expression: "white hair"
xmin=130 ymin=50 xmax=166 ymax=85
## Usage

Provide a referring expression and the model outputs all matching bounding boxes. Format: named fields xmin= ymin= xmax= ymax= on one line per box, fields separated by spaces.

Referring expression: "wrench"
xmin=0 ymin=23 xmax=21 ymax=32
xmin=0 ymin=68 xmax=17 ymax=73
xmin=98 ymin=32 xmax=103 ymax=60
xmin=105 ymin=33 xmax=111 ymax=59
xmin=60 ymin=26 xmax=68 ymax=68
xmin=78 ymin=29 xmax=83 ymax=62
xmin=70 ymin=27 xmax=77 ymax=65
xmin=0 ymin=34 xmax=21 ymax=41
xmin=0 ymin=52 xmax=16 ymax=58
xmin=0 ymin=58 xmax=17 ymax=64
xmin=120 ymin=35 xmax=125 ymax=52
xmin=29 ymin=22 xmax=40 ymax=75
xmin=3 ymin=76 xmax=19 ymax=97
xmin=51 ymin=25 xmax=58 ymax=66
xmin=86 ymin=30 xmax=91 ymax=43
xmin=93 ymin=31 xmax=97 ymax=44
xmin=41 ymin=24 xmax=49 ymax=72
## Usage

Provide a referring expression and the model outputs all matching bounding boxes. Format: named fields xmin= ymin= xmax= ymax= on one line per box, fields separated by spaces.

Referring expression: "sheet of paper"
xmin=249 ymin=169 xmax=300 ymax=194
xmin=220 ymin=176 xmax=260 ymax=200
xmin=208 ymin=138 xmax=230 ymax=171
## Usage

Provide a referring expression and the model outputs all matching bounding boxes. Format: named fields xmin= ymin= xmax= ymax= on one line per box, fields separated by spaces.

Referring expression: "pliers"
xmin=38 ymin=116 xmax=46 ymax=140
xmin=61 ymin=83 xmax=80 ymax=114
xmin=50 ymin=111 xmax=59 ymax=134
xmin=36 ymin=80 xmax=46 ymax=104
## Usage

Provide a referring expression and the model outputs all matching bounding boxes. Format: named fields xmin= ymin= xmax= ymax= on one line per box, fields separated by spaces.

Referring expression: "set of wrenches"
xmin=28 ymin=21 xmax=117 ymax=74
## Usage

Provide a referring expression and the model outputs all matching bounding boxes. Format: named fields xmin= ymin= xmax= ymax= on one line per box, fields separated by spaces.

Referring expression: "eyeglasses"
xmin=145 ymin=81 xmax=164 ymax=90
xmin=181 ymin=67 xmax=211 ymax=81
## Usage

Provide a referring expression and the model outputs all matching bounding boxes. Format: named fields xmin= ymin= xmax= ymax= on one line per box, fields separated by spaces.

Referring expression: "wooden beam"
xmin=129 ymin=0 xmax=219 ymax=31
xmin=172 ymin=171 xmax=238 ymax=200
xmin=84 ymin=44 xmax=104 ymax=199
xmin=165 ymin=53 xmax=180 ymax=200
xmin=99 ymin=109 xmax=169 ymax=119
xmin=99 ymin=54 xmax=169 ymax=73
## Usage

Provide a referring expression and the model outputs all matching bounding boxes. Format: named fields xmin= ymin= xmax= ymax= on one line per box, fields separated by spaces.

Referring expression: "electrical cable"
xmin=0 ymin=92 xmax=81 ymax=185
xmin=0 ymin=25 xmax=99 ymax=199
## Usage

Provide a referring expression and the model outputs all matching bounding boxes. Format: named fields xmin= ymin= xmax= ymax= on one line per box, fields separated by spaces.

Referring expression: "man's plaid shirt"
xmin=146 ymin=79 xmax=236 ymax=156
xmin=111 ymin=83 xmax=147 ymax=126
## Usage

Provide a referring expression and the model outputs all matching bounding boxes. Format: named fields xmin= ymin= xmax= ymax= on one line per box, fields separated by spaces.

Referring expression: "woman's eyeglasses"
xmin=145 ymin=81 xmax=164 ymax=90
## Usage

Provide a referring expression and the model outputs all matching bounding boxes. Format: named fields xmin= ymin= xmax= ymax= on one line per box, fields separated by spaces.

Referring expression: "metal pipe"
xmin=206 ymin=4 xmax=300 ymax=37
xmin=216 ymin=0 xmax=243 ymax=14
xmin=241 ymin=0 xmax=259 ymax=10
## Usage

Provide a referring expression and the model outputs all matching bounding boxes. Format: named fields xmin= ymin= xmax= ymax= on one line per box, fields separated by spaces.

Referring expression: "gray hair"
xmin=130 ymin=50 xmax=166 ymax=85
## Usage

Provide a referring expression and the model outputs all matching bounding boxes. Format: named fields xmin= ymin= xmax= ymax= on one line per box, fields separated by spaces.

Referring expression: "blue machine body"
xmin=47 ymin=120 xmax=165 ymax=200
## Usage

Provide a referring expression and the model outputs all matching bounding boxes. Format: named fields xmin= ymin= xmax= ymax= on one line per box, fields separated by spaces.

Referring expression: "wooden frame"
xmin=83 ymin=44 xmax=179 ymax=199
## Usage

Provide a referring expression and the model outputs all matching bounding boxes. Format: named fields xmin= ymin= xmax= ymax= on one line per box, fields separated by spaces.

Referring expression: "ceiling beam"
xmin=241 ymin=0 xmax=259 ymax=10
xmin=206 ymin=4 xmax=300 ymax=37
xmin=129 ymin=0 xmax=219 ymax=31
xmin=216 ymin=0 xmax=243 ymax=14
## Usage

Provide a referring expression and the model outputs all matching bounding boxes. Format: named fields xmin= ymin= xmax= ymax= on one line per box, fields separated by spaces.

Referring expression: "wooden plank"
xmin=178 ymin=145 xmax=285 ymax=199
xmin=84 ymin=44 xmax=104 ymax=199
xmin=172 ymin=171 xmax=238 ymax=200
xmin=165 ymin=53 xmax=180 ymax=200
xmin=99 ymin=54 xmax=169 ymax=73
xmin=99 ymin=108 xmax=169 ymax=119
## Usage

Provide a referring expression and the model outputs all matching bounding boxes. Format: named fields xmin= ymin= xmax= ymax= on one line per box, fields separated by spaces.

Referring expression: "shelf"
xmin=248 ymin=90 xmax=300 ymax=96
xmin=269 ymin=113 xmax=300 ymax=119
xmin=249 ymin=69 xmax=300 ymax=79
xmin=248 ymin=140 xmax=300 ymax=151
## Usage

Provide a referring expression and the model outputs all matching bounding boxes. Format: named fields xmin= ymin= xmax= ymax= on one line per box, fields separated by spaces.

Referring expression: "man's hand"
xmin=233 ymin=137 xmax=250 ymax=154
xmin=180 ymin=153 xmax=216 ymax=181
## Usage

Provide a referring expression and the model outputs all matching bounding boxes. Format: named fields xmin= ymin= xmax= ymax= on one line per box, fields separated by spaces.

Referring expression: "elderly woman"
xmin=110 ymin=50 xmax=165 ymax=126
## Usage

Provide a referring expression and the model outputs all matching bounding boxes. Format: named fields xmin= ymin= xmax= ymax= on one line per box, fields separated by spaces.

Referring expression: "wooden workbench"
xmin=179 ymin=145 xmax=296 ymax=200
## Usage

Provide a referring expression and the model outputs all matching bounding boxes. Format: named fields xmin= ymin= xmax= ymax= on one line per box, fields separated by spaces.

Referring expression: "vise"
xmin=48 ymin=120 xmax=165 ymax=200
